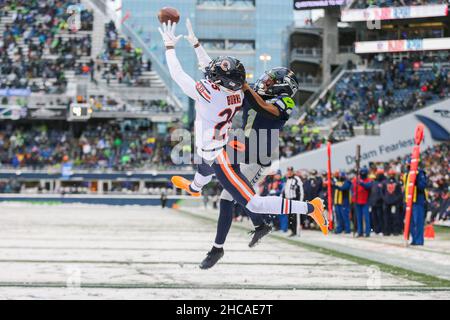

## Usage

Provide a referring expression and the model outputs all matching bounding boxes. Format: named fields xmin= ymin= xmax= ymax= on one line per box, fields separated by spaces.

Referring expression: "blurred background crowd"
xmin=0 ymin=122 xmax=178 ymax=171
xmin=207 ymin=142 xmax=449 ymax=237
xmin=0 ymin=0 xmax=93 ymax=93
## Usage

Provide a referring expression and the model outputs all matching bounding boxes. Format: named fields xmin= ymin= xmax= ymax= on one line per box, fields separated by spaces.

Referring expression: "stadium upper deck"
xmin=350 ymin=0 xmax=448 ymax=9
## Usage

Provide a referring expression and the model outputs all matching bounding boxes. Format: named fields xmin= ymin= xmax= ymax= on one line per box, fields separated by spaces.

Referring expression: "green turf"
xmin=434 ymin=225 xmax=450 ymax=234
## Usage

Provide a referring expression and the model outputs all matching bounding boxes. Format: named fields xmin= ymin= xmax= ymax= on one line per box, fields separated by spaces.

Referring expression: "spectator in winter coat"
xmin=333 ymin=171 xmax=352 ymax=234
xmin=303 ymin=169 xmax=323 ymax=229
xmin=352 ymin=167 xmax=373 ymax=237
xmin=303 ymin=169 xmax=323 ymax=201
xmin=369 ymin=169 xmax=386 ymax=235
xmin=382 ymin=170 xmax=404 ymax=235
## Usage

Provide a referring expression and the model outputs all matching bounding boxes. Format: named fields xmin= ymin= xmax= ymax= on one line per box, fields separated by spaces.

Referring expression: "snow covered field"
xmin=0 ymin=202 xmax=449 ymax=300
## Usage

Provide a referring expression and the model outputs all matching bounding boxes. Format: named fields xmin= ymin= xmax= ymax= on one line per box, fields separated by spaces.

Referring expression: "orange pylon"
xmin=424 ymin=224 xmax=435 ymax=239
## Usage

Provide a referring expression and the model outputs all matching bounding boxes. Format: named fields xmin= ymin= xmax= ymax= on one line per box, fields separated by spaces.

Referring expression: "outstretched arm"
xmin=159 ymin=22 xmax=197 ymax=100
xmin=185 ymin=18 xmax=212 ymax=72
xmin=165 ymin=49 xmax=197 ymax=100
xmin=243 ymin=83 xmax=280 ymax=118
xmin=243 ymin=83 xmax=296 ymax=121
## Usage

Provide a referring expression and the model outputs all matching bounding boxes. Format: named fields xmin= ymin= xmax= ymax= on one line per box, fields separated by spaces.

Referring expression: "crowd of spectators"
xmin=313 ymin=54 xmax=449 ymax=129
xmin=0 ymin=1 xmax=94 ymax=94
xmin=234 ymin=142 xmax=449 ymax=236
xmin=97 ymin=20 xmax=152 ymax=87
xmin=88 ymin=97 xmax=180 ymax=114
xmin=352 ymin=0 xmax=449 ymax=9
xmin=279 ymin=121 xmax=327 ymax=158
xmin=0 ymin=122 xmax=184 ymax=171
xmin=279 ymin=115 xmax=351 ymax=159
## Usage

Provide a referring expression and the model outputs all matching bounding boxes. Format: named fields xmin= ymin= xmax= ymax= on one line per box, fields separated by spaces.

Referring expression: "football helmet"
xmin=205 ymin=56 xmax=246 ymax=91
xmin=254 ymin=67 xmax=299 ymax=98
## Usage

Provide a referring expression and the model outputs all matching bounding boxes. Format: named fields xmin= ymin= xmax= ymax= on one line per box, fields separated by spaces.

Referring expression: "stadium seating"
xmin=0 ymin=122 xmax=184 ymax=171
xmin=278 ymin=52 xmax=450 ymax=160
xmin=0 ymin=0 xmax=94 ymax=94
xmin=312 ymin=57 xmax=449 ymax=127
xmin=95 ymin=20 xmax=165 ymax=89
xmin=351 ymin=0 xmax=447 ymax=9
xmin=0 ymin=0 xmax=180 ymax=116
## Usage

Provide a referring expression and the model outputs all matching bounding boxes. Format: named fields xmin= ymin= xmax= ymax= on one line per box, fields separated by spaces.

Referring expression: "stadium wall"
xmin=277 ymin=98 xmax=450 ymax=171
xmin=0 ymin=194 xmax=198 ymax=206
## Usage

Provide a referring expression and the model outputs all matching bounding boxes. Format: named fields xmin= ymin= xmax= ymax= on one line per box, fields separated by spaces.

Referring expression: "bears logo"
xmin=220 ymin=59 xmax=231 ymax=72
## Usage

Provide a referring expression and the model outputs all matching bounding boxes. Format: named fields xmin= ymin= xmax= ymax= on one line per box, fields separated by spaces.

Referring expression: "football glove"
xmin=273 ymin=96 xmax=295 ymax=120
xmin=158 ymin=21 xmax=182 ymax=48
xmin=184 ymin=18 xmax=199 ymax=47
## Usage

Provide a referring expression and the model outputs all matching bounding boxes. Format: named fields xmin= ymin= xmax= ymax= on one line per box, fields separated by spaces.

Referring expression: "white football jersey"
xmin=194 ymin=79 xmax=244 ymax=161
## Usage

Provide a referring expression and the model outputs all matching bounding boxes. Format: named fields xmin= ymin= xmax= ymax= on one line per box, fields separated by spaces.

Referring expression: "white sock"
xmin=191 ymin=172 xmax=213 ymax=192
xmin=245 ymin=196 xmax=309 ymax=215
xmin=290 ymin=200 xmax=308 ymax=215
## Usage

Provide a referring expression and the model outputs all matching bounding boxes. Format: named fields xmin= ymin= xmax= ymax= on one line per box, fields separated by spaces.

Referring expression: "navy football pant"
xmin=197 ymin=149 xmax=307 ymax=216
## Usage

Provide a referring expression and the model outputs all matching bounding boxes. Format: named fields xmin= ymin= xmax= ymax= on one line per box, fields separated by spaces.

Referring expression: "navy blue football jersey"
xmin=240 ymin=95 xmax=295 ymax=167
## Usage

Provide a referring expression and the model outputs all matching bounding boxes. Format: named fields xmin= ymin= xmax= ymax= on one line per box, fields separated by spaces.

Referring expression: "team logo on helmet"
xmin=387 ymin=183 xmax=396 ymax=194
xmin=220 ymin=59 xmax=231 ymax=72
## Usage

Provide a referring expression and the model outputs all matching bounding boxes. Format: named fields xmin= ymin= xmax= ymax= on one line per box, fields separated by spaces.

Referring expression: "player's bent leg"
xmin=171 ymin=175 xmax=201 ymax=197
xmin=213 ymin=150 xmax=256 ymax=207
xmin=214 ymin=199 xmax=234 ymax=247
xmin=191 ymin=171 xmax=213 ymax=192
xmin=237 ymin=163 xmax=272 ymax=246
xmin=245 ymin=195 xmax=301 ymax=215
xmin=220 ymin=177 xmax=271 ymax=248
xmin=214 ymin=149 xmax=328 ymax=235
xmin=171 ymin=162 xmax=214 ymax=197
xmin=199 ymin=198 xmax=234 ymax=269
xmin=234 ymin=162 xmax=267 ymax=227
xmin=245 ymin=196 xmax=328 ymax=235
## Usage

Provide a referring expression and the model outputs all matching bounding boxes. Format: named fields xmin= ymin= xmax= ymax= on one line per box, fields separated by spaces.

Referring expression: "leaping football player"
xmin=176 ymin=19 xmax=321 ymax=269
xmin=158 ymin=21 xmax=328 ymax=266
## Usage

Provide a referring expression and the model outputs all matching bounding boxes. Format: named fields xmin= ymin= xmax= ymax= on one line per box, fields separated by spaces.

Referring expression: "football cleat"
xmin=248 ymin=224 xmax=272 ymax=248
xmin=308 ymin=197 xmax=329 ymax=235
xmin=199 ymin=247 xmax=224 ymax=269
xmin=171 ymin=176 xmax=201 ymax=197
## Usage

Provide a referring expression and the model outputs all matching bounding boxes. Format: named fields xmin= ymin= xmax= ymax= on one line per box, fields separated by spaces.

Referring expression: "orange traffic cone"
xmin=424 ymin=224 xmax=435 ymax=239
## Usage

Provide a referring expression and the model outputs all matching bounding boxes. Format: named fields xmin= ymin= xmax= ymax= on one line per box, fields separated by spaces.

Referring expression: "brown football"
xmin=157 ymin=7 xmax=180 ymax=24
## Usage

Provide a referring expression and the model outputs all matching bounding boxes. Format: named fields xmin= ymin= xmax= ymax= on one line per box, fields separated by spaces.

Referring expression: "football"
xmin=157 ymin=7 xmax=180 ymax=24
